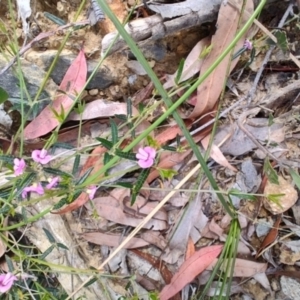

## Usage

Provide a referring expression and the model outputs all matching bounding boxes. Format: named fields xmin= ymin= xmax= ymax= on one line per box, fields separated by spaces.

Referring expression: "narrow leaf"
xmin=110 ymin=118 xmax=118 ymax=145
xmin=72 ymin=154 xmax=80 ymax=176
xmin=43 ymin=228 xmax=56 ymax=244
xmin=96 ymin=137 xmax=114 ymax=150
xmin=263 ymin=158 xmax=279 ymax=185
xmin=0 ymin=87 xmax=9 ymax=104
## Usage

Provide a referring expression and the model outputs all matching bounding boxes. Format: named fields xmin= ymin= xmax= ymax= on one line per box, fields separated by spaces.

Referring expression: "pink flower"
xmin=136 ymin=146 xmax=156 ymax=168
xmin=0 ymin=272 xmax=17 ymax=293
xmin=32 ymin=149 xmax=51 ymax=164
xmin=13 ymin=158 xmax=26 ymax=176
xmin=46 ymin=177 xmax=59 ymax=189
xmin=86 ymin=185 xmax=97 ymax=200
xmin=243 ymin=39 xmax=253 ymax=50
xmin=22 ymin=183 xmax=44 ymax=199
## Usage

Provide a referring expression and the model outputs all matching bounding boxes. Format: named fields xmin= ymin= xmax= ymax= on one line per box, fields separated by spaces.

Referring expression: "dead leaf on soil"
xmin=82 ymin=232 xmax=149 ymax=249
xmin=159 ymin=245 xmax=223 ymax=300
xmin=24 ymin=49 xmax=87 ymax=139
xmin=67 ymin=99 xmax=139 ymax=121
xmin=201 ymin=134 xmax=237 ymax=171
xmin=189 ymin=0 xmax=254 ymax=119
xmin=163 ymin=37 xmax=211 ymax=89
xmin=88 ymin=188 xmax=167 ymax=230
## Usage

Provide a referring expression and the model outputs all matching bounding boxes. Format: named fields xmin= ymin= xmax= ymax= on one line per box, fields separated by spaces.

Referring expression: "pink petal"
xmin=144 ymin=146 xmax=156 ymax=159
xmin=31 ymin=150 xmax=41 ymax=162
xmin=138 ymin=158 xmax=154 ymax=168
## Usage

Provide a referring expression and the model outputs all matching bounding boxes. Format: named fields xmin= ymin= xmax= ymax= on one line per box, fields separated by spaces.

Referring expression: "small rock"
xmin=281 ymin=276 xmax=300 ymax=299
xmin=89 ymin=89 xmax=98 ymax=96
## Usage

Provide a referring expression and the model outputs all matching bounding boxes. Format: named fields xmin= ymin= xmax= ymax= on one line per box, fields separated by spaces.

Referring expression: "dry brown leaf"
xmin=67 ymin=99 xmax=139 ymax=121
xmin=163 ymin=37 xmax=211 ymax=89
xmin=201 ymin=134 xmax=237 ymax=171
xmin=189 ymin=0 xmax=254 ymax=119
xmin=140 ymin=231 xmax=168 ymax=250
xmin=89 ymin=188 xmax=167 ymax=230
xmin=82 ymin=232 xmax=149 ymax=248
xmin=24 ymin=49 xmax=87 ymax=139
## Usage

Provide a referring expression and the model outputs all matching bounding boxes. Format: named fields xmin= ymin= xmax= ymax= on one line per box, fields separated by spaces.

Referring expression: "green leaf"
xmin=43 ymin=167 xmax=73 ymax=179
xmin=110 ymin=118 xmax=118 ymax=145
xmin=51 ymin=142 xmax=74 ymax=150
xmin=157 ymin=168 xmax=177 ymax=180
xmin=43 ymin=228 xmax=56 ymax=243
xmin=103 ymin=152 xmax=113 ymax=176
xmin=115 ymin=149 xmax=137 ymax=161
xmin=115 ymin=182 xmax=133 ymax=189
xmin=72 ymin=154 xmax=80 ymax=176
xmin=266 ymin=193 xmax=284 ymax=208
xmin=115 ymin=114 xmax=127 ymax=121
xmin=83 ymin=277 xmax=98 ymax=287
xmin=127 ymin=97 xmax=132 ymax=117
xmin=131 ymin=168 xmax=151 ymax=205
xmin=175 ymin=58 xmax=185 ymax=85
xmin=138 ymin=103 xmax=145 ymax=113
xmin=75 ymin=167 xmax=93 ymax=185
xmin=57 ymin=242 xmax=69 ymax=250
xmin=161 ymin=145 xmax=177 ymax=152
xmin=0 ymin=87 xmax=8 ymax=104
xmin=5 ymin=255 xmax=14 ymax=272
xmin=15 ymin=172 xmax=36 ymax=198
xmin=0 ymin=154 xmax=14 ymax=164
xmin=228 ymin=188 xmax=256 ymax=200
xmin=53 ymin=198 xmax=66 ymax=210
xmin=44 ymin=12 xmax=66 ymax=25
xmin=199 ymin=44 xmax=213 ymax=58
xmin=146 ymin=135 xmax=160 ymax=149
xmin=268 ymin=114 xmax=274 ymax=126
xmin=40 ymin=245 xmax=56 ymax=260
xmin=273 ymin=30 xmax=289 ymax=53
xmin=96 ymin=137 xmax=114 ymax=150
xmin=290 ymin=168 xmax=300 ymax=190
xmin=263 ymin=158 xmax=279 ymax=185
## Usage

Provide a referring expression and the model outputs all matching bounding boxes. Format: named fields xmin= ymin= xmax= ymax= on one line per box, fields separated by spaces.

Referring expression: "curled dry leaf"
xmin=263 ymin=176 xmax=298 ymax=214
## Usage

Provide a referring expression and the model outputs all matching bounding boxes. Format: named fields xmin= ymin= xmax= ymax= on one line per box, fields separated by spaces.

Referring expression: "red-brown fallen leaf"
xmin=159 ymin=245 xmax=223 ymax=300
xmin=24 ymin=49 xmax=87 ymax=139
xmin=255 ymin=215 xmax=282 ymax=259
xmin=189 ymin=0 xmax=254 ymax=120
